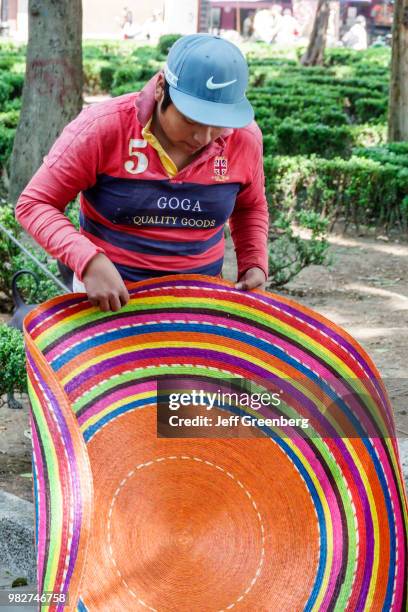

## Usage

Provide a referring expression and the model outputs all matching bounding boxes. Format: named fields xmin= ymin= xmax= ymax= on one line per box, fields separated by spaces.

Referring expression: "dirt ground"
xmin=1 ymin=230 xmax=408 ymax=502
xmin=281 ymin=232 xmax=408 ymax=440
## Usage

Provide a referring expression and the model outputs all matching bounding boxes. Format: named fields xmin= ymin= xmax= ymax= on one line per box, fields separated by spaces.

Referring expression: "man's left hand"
xmin=235 ymin=267 xmax=267 ymax=291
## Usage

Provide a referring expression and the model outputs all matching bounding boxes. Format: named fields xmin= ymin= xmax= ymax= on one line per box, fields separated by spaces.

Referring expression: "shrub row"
xmin=264 ymin=154 xmax=408 ymax=231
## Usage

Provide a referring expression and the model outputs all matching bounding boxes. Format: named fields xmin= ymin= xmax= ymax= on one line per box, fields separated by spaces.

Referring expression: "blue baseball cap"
xmin=164 ymin=34 xmax=254 ymax=129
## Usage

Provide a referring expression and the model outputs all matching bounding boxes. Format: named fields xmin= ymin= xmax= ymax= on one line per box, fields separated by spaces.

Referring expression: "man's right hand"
xmin=82 ymin=253 xmax=130 ymax=312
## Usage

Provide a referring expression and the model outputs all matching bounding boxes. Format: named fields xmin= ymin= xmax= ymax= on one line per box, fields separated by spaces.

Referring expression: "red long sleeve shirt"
xmin=15 ymin=73 xmax=269 ymax=283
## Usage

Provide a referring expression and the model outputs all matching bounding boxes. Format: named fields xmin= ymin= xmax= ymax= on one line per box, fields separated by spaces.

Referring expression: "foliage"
xmin=0 ymin=124 xmax=16 ymax=169
xmin=0 ymin=324 xmax=27 ymax=395
xmin=11 ymin=251 xmax=61 ymax=305
xmin=268 ymin=211 xmax=329 ymax=287
xmin=0 ymin=203 xmax=22 ymax=296
xmin=0 ymin=203 xmax=62 ymax=306
xmin=264 ymin=154 xmax=408 ymax=232
xmin=65 ymin=198 xmax=80 ymax=230
xmin=275 ymin=121 xmax=353 ymax=158
xmin=157 ymin=34 xmax=182 ymax=56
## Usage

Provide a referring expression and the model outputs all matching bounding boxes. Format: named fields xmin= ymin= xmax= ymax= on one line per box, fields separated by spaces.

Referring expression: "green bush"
xmin=0 ymin=77 xmax=13 ymax=107
xmin=350 ymin=123 xmax=386 ymax=147
xmin=157 ymin=34 xmax=182 ymax=56
xmin=112 ymin=63 xmax=158 ymax=89
xmin=353 ymin=144 xmax=408 ymax=169
xmin=275 ymin=121 xmax=353 ymax=158
xmin=131 ymin=45 xmax=160 ymax=61
xmin=100 ymin=65 xmax=115 ymax=92
xmin=0 ymin=108 xmax=20 ymax=128
xmin=65 ymin=198 xmax=80 ymax=230
xmin=0 ymin=203 xmax=62 ymax=306
xmin=268 ymin=210 xmax=329 ymax=287
xmin=388 ymin=142 xmax=408 ymax=155
xmin=263 ymin=154 xmax=408 ymax=231
xmin=10 ymin=251 xmax=61 ymax=305
xmin=0 ymin=203 xmax=22 ymax=297
xmin=3 ymin=97 xmax=22 ymax=112
xmin=354 ymin=97 xmax=387 ymax=123
xmin=0 ymin=124 xmax=16 ymax=167
xmin=111 ymin=81 xmax=146 ymax=97
xmin=0 ymin=324 xmax=27 ymax=396
xmin=83 ymin=59 xmax=104 ymax=95
xmin=2 ymin=72 xmax=24 ymax=99
xmin=0 ymin=56 xmax=16 ymax=71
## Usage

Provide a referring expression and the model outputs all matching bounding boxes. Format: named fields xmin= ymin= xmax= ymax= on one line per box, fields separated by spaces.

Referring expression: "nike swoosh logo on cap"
xmin=206 ymin=76 xmax=237 ymax=90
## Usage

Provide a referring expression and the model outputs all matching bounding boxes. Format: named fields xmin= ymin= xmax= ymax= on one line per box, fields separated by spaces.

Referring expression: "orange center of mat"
xmin=81 ymin=408 xmax=320 ymax=612
xmin=107 ymin=457 xmax=264 ymax=609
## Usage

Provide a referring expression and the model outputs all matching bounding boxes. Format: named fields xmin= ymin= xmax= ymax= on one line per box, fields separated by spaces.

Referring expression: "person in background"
xmin=253 ymin=9 xmax=275 ymax=43
xmin=119 ymin=7 xmax=135 ymax=40
xmin=243 ymin=11 xmax=255 ymax=41
xmin=274 ymin=8 xmax=300 ymax=45
xmin=142 ymin=9 xmax=165 ymax=43
xmin=342 ymin=15 xmax=368 ymax=51
xmin=269 ymin=4 xmax=284 ymax=43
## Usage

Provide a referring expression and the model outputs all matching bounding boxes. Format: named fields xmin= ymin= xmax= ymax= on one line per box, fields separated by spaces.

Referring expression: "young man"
xmin=15 ymin=34 xmax=269 ymax=313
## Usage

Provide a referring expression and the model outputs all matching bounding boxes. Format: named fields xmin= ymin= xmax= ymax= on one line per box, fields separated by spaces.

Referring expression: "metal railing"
xmin=0 ymin=220 xmax=71 ymax=293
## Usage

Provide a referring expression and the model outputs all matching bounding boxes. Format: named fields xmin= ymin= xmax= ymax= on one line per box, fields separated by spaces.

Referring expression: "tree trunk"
xmin=388 ymin=0 xmax=408 ymax=141
xmin=301 ymin=0 xmax=330 ymax=66
xmin=9 ymin=0 xmax=83 ymax=204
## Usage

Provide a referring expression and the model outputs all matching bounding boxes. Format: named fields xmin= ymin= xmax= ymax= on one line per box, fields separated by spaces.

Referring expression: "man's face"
xmin=154 ymin=76 xmax=225 ymax=155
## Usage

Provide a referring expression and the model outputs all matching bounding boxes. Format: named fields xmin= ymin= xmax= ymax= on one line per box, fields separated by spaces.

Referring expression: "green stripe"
xmin=27 ymin=375 xmax=64 ymax=594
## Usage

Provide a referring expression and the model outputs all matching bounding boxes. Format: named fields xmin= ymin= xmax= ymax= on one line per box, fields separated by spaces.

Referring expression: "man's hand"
xmin=82 ymin=253 xmax=130 ymax=312
xmin=235 ymin=267 xmax=267 ymax=291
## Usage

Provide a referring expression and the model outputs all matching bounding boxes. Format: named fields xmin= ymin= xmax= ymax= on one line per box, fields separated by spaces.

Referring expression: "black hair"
xmin=161 ymin=78 xmax=173 ymax=112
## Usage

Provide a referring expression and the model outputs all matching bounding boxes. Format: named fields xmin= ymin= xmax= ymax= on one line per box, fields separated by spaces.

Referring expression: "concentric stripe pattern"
xmin=23 ymin=275 xmax=408 ymax=612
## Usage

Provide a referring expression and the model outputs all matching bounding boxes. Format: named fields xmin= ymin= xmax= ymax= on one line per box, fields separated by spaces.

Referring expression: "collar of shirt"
xmin=141 ymin=115 xmax=178 ymax=178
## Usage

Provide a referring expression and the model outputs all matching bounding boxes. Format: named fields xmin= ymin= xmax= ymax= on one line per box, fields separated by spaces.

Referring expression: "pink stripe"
xmin=77 ymin=380 xmax=156 ymax=425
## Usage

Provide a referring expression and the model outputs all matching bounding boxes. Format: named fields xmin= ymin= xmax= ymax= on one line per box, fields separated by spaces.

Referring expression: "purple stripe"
xmin=26 ymin=297 xmax=86 ymax=334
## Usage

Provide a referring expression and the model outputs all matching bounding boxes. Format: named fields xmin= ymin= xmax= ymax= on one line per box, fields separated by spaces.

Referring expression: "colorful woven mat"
xmin=23 ymin=275 xmax=408 ymax=612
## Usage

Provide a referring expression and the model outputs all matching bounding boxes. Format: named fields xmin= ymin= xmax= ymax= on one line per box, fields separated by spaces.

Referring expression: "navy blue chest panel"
xmin=83 ymin=175 xmax=241 ymax=230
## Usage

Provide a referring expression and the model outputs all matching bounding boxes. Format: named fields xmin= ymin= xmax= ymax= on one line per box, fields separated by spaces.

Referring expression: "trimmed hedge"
xmin=264 ymin=154 xmax=408 ymax=231
xmin=275 ymin=121 xmax=353 ymax=158
xmin=157 ymin=34 xmax=182 ymax=56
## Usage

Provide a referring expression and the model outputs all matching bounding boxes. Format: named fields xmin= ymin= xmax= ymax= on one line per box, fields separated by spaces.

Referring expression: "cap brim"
xmin=168 ymin=85 xmax=254 ymax=129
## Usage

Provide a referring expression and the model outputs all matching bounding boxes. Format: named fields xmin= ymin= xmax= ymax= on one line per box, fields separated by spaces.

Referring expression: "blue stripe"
xmin=83 ymin=175 xmax=240 ymax=229
xmin=80 ymin=211 xmax=224 ymax=256
xmin=113 ymin=258 xmax=224 ymax=281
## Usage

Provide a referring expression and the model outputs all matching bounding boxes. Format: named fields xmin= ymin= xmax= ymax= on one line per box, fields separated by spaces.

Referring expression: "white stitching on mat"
xmin=107 ymin=456 xmax=265 ymax=612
